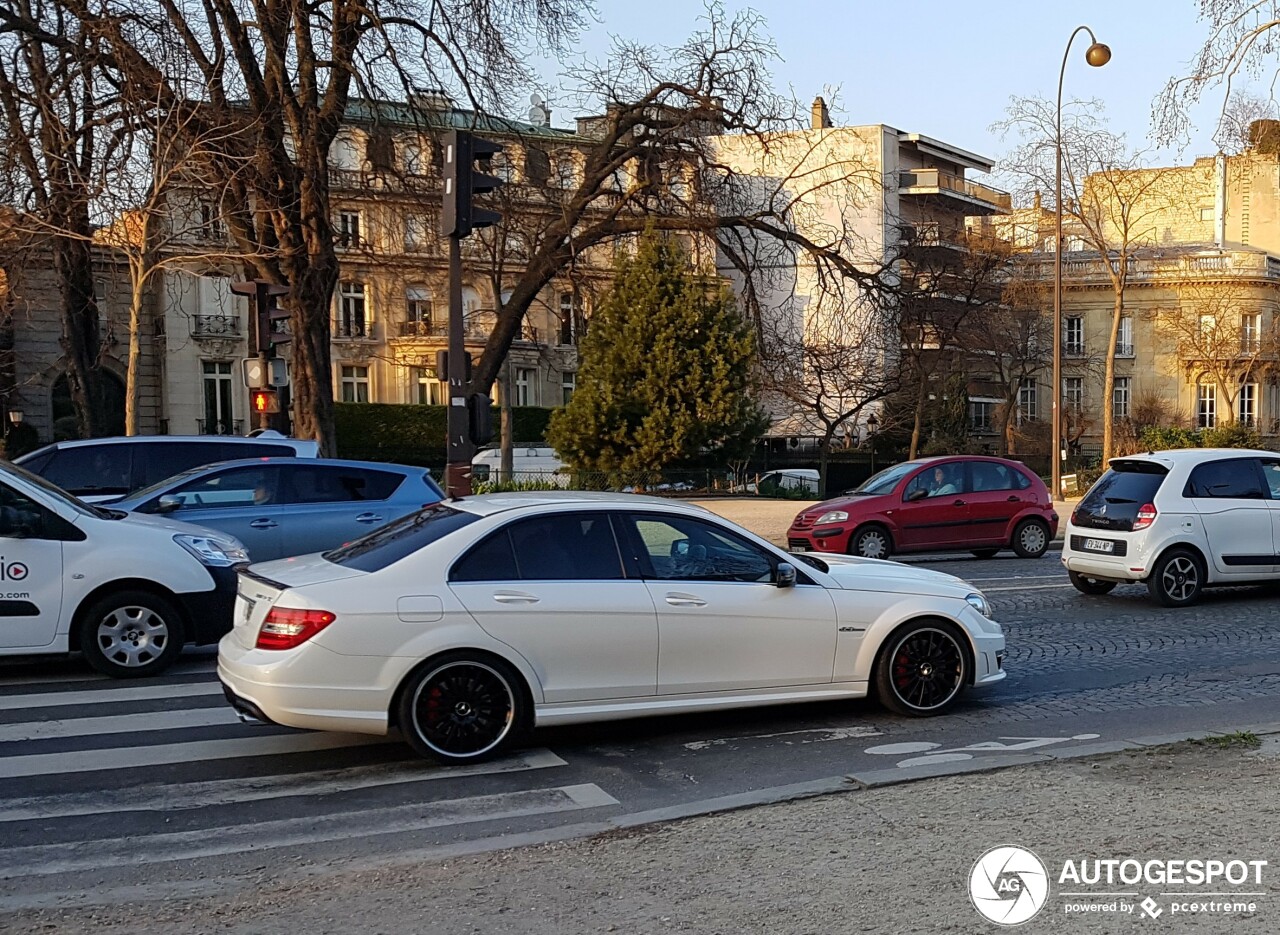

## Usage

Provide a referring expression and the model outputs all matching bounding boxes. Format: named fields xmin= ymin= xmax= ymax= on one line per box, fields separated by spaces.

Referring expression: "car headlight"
xmin=965 ymin=592 xmax=991 ymax=618
xmin=174 ymin=534 xmax=249 ymax=567
xmin=815 ymin=510 xmax=849 ymax=525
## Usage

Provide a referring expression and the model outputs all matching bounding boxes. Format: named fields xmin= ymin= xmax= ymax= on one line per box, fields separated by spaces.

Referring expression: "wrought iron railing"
xmin=196 ymin=419 xmax=242 ymax=435
xmin=192 ymin=314 xmax=239 ymax=337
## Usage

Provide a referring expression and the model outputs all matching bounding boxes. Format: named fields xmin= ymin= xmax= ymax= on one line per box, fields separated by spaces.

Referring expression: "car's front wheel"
xmin=1147 ymin=548 xmax=1205 ymax=607
xmin=1011 ymin=518 xmax=1051 ymax=558
xmin=1069 ymin=571 xmax=1117 ymax=595
xmin=874 ymin=620 xmax=969 ymax=716
xmin=398 ymin=653 xmax=527 ymax=763
xmin=851 ymin=525 xmax=893 ymax=560
xmin=78 ymin=589 xmax=185 ymax=678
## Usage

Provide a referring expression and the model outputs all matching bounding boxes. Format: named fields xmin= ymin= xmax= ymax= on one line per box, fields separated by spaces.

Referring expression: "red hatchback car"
xmin=787 ymin=456 xmax=1058 ymax=560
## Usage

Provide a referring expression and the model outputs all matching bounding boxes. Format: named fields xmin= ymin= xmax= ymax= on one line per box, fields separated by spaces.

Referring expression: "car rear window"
xmin=1075 ymin=460 xmax=1169 ymax=531
xmin=323 ymin=504 xmax=479 ymax=572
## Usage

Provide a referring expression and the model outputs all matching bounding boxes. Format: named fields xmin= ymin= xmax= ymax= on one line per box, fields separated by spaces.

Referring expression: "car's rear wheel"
xmin=1069 ymin=571 xmax=1117 ymax=595
xmin=970 ymin=548 xmax=1000 ymax=559
xmin=874 ymin=620 xmax=969 ymax=716
xmin=398 ymin=653 xmax=527 ymax=763
xmin=1147 ymin=548 xmax=1205 ymax=607
xmin=1010 ymin=518 xmax=1051 ymax=559
xmin=851 ymin=525 xmax=893 ymax=560
xmin=78 ymin=589 xmax=185 ymax=679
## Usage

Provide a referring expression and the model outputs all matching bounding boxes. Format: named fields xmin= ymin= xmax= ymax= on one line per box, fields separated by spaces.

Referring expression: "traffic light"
xmin=440 ymin=130 xmax=504 ymax=238
xmin=256 ymin=295 xmax=291 ymax=355
xmin=250 ymin=388 xmax=280 ymax=414
xmin=467 ymin=393 xmax=493 ymax=445
xmin=435 ymin=349 xmax=472 ymax=381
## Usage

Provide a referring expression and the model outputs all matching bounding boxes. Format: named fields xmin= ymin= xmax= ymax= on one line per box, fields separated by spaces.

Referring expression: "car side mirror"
xmin=156 ymin=495 xmax=183 ymax=514
xmin=775 ymin=562 xmax=797 ymax=588
xmin=907 ymin=488 xmax=928 ymax=502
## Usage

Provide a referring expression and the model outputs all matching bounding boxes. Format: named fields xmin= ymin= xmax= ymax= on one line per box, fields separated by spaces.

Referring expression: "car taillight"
xmin=1070 ymin=509 xmax=1080 ymax=525
xmin=256 ymin=607 xmax=336 ymax=650
xmin=1132 ymin=503 xmax=1157 ymax=531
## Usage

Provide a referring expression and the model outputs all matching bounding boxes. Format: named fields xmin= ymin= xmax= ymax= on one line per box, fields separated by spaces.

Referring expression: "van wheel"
xmin=1011 ymin=519 xmax=1050 ymax=558
xmin=1069 ymin=571 xmax=1116 ymax=595
xmin=79 ymin=589 xmax=185 ymax=678
xmin=1147 ymin=548 xmax=1205 ymax=607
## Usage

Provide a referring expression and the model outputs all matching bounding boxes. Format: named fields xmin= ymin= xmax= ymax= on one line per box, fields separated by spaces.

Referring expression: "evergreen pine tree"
xmin=547 ymin=232 xmax=766 ymax=474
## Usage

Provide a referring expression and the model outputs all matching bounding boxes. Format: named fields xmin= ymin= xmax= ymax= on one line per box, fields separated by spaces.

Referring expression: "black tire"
xmin=78 ymin=589 xmax=185 ymax=679
xmin=874 ymin=619 xmax=970 ymax=716
xmin=971 ymin=549 xmax=1000 ymax=559
xmin=1010 ymin=518 xmax=1051 ymax=559
xmin=1069 ymin=571 xmax=1117 ymax=596
xmin=1147 ymin=548 xmax=1206 ymax=607
xmin=398 ymin=652 xmax=528 ymax=764
xmin=850 ymin=524 xmax=893 ymax=560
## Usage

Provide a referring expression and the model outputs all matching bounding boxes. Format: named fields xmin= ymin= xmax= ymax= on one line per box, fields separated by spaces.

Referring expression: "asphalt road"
xmin=4 ymin=551 xmax=1280 ymax=912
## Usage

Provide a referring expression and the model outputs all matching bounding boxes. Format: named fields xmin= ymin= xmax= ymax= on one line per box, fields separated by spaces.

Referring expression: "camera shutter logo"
xmin=969 ymin=845 xmax=1050 ymax=925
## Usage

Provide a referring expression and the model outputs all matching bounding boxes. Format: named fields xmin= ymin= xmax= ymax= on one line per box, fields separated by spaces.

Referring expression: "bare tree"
xmin=995 ymin=96 xmax=1187 ymax=460
xmin=1216 ymin=89 xmax=1280 ymax=154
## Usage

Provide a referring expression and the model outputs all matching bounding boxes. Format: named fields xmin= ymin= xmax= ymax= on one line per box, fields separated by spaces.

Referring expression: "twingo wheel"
xmin=874 ymin=619 xmax=970 ymax=716
xmin=1147 ymin=547 xmax=1205 ymax=608
xmin=1011 ymin=518 xmax=1051 ymax=559
xmin=398 ymin=653 xmax=527 ymax=763
xmin=78 ymin=589 xmax=185 ymax=678
xmin=851 ymin=525 xmax=893 ymax=560
xmin=1069 ymin=571 xmax=1117 ymax=596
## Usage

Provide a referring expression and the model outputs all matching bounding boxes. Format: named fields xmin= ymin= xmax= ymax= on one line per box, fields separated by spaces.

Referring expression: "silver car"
xmin=107 ymin=457 xmax=443 ymax=561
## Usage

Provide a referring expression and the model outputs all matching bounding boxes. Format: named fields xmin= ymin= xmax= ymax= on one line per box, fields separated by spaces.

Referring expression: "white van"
xmin=0 ymin=462 xmax=246 ymax=678
xmin=738 ymin=469 xmax=821 ymax=496
xmin=471 ymin=446 xmax=569 ymax=487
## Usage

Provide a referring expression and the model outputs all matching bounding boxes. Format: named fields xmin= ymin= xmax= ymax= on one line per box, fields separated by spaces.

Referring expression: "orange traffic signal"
xmin=250 ymin=388 xmax=280 ymax=414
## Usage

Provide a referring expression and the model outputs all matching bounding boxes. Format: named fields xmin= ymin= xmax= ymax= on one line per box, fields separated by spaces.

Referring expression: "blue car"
xmin=107 ymin=457 xmax=444 ymax=561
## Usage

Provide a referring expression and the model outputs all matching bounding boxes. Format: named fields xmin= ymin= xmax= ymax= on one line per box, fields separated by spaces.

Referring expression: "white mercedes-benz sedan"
xmin=218 ymin=493 xmax=1006 ymax=764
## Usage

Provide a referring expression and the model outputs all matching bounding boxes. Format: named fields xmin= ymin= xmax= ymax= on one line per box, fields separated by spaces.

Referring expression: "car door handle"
xmin=249 ymin=519 xmax=279 ymax=529
xmin=665 ymin=594 xmax=707 ymax=607
xmin=1007 ymin=496 xmax=1020 ymax=502
xmin=355 ymin=512 xmax=384 ymax=523
xmin=492 ymin=591 xmax=539 ymax=604
xmin=952 ymin=499 xmax=966 ymax=507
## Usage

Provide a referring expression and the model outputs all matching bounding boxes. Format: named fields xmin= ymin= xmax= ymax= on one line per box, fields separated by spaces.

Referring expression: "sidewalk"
xmin=13 ymin=740 xmax=1274 ymax=933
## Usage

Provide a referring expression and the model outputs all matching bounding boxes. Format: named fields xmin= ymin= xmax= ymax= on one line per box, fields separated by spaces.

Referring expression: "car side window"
xmin=282 ymin=466 xmax=404 ymax=504
xmin=1185 ymin=458 xmax=1265 ymax=499
xmin=451 ymin=513 xmax=625 ymax=581
xmin=904 ymin=464 xmax=967 ymax=500
xmin=139 ymin=442 xmax=227 ymax=487
xmin=168 ymin=466 xmax=280 ymax=509
xmin=971 ymin=462 xmax=1015 ymax=492
xmin=629 ymin=514 xmax=774 ymax=583
xmin=451 ymin=529 xmax=519 ymax=582
xmin=0 ymin=481 xmax=59 ymax=540
xmin=225 ymin=443 xmax=294 ymax=461
xmin=1258 ymin=460 xmax=1280 ymax=499
xmin=42 ymin=444 xmax=134 ymax=496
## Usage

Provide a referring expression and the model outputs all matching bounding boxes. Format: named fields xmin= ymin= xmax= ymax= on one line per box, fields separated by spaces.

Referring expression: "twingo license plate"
xmin=1083 ymin=538 xmax=1115 ymax=554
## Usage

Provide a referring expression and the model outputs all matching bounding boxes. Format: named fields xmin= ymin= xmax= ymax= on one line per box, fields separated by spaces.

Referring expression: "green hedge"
xmin=334 ymin=403 xmax=556 ymax=466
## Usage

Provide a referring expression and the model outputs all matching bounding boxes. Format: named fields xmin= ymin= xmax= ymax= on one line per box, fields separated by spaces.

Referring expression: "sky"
xmin=531 ymin=0 xmax=1248 ymax=181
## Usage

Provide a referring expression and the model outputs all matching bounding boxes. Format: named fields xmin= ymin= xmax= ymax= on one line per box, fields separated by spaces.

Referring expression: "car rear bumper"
xmin=217 ymin=635 xmax=394 ymax=735
xmin=1061 ymin=551 xmax=1145 ymax=581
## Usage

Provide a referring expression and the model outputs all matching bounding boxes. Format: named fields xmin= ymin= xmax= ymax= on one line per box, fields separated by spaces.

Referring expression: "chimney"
xmin=1033 ymin=190 xmax=1042 ymax=210
xmin=811 ymin=96 xmax=831 ymax=130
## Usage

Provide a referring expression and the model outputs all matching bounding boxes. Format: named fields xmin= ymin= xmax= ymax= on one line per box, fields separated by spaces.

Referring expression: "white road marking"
xmin=0 ymin=681 xmax=222 ymax=711
xmin=0 ymin=730 xmax=396 ymax=779
xmin=683 ymin=725 xmax=881 ymax=751
xmin=865 ymin=733 xmax=1103 ymax=768
xmin=0 ymin=705 xmax=241 ymax=742
xmin=964 ymin=575 xmax=1064 ymax=582
xmin=981 ymin=583 xmax=1076 ymax=592
xmin=0 ymin=783 xmax=619 ymax=878
xmin=0 ymin=749 xmax=568 ymax=822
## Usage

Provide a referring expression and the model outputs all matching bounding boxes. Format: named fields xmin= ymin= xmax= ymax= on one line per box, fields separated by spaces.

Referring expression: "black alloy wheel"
xmin=875 ymin=621 xmax=968 ymax=716
xmin=398 ymin=654 xmax=526 ymax=763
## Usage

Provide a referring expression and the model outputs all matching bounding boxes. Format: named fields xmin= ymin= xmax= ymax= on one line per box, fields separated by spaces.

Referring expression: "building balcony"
xmin=196 ymin=419 xmax=243 ymax=435
xmin=191 ymin=314 xmax=239 ymax=338
xmin=1028 ymin=249 xmax=1280 ymax=284
xmin=389 ymin=319 xmax=491 ymax=342
xmin=1116 ymin=343 xmax=1135 ymax=358
xmin=899 ymin=168 xmax=1011 ymax=216
xmin=333 ymin=320 xmax=379 ymax=342
xmin=1064 ymin=342 xmax=1086 ymax=358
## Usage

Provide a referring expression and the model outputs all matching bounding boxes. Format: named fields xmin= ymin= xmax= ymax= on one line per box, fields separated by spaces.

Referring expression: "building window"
xmin=1064 ymin=317 xmax=1084 ymax=356
xmin=337 ymin=281 xmax=366 ymax=338
xmin=562 ymin=371 xmax=576 ymax=406
xmin=555 ymin=156 xmax=579 ymax=189
xmin=336 ymin=210 xmax=362 ymax=248
xmin=1200 ymin=206 xmax=1214 ymax=221
xmin=1113 ymin=377 xmax=1131 ymax=421
xmin=558 ymin=292 xmax=578 ymax=345
xmin=1242 ymin=313 xmax=1261 ymax=352
xmin=403 ymin=140 xmax=425 ymax=175
xmin=1064 ymin=377 xmax=1084 ymax=415
xmin=1117 ymin=317 xmax=1133 ymax=357
xmin=341 ymin=365 xmax=370 ymax=403
xmin=413 ymin=367 xmax=445 ymax=405
xmin=405 ymin=284 xmax=433 ymax=335
xmin=1197 ymin=382 xmax=1217 ymax=429
xmin=1017 ymin=378 xmax=1037 ymax=423
xmin=1200 ymin=314 xmax=1216 ymax=340
xmin=1240 ymin=382 xmax=1258 ymax=426
xmin=404 ymin=215 xmax=427 ymax=252
xmin=969 ymin=400 xmax=994 ymax=433
xmin=201 ymin=360 xmax=235 ymax=435
xmin=515 ymin=367 xmax=536 ymax=406
xmin=199 ymin=202 xmax=225 ymax=242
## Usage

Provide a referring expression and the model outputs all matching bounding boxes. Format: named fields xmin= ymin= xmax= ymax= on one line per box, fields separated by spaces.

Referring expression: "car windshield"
xmin=850 ymin=462 xmax=917 ymax=496
xmin=323 ymin=503 xmax=480 ymax=572
xmin=1 ymin=461 xmax=109 ymax=519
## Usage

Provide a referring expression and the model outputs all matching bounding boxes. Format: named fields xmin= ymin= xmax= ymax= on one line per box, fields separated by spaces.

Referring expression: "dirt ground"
xmin=9 ymin=741 xmax=1279 ymax=934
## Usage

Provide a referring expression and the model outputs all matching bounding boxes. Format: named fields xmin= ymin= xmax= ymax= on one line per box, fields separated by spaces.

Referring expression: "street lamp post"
xmin=1052 ymin=27 xmax=1110 ymax=503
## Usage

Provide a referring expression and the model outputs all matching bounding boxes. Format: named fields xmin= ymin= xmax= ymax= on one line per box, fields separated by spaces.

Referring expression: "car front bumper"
xmin=176 ymin=565 xmax=239 ymax=644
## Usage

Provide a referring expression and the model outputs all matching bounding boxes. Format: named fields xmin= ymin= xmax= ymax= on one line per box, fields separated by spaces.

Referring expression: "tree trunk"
xmin=53 ymin=232 xmax=106 ymax=438
xmin=1101 ymin=290 xmax=1125 ymax=461
xmin=909 ymin=378 xmax=927 ymax=460
xmin=124 ymin=287 xmax=143 ymax=436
